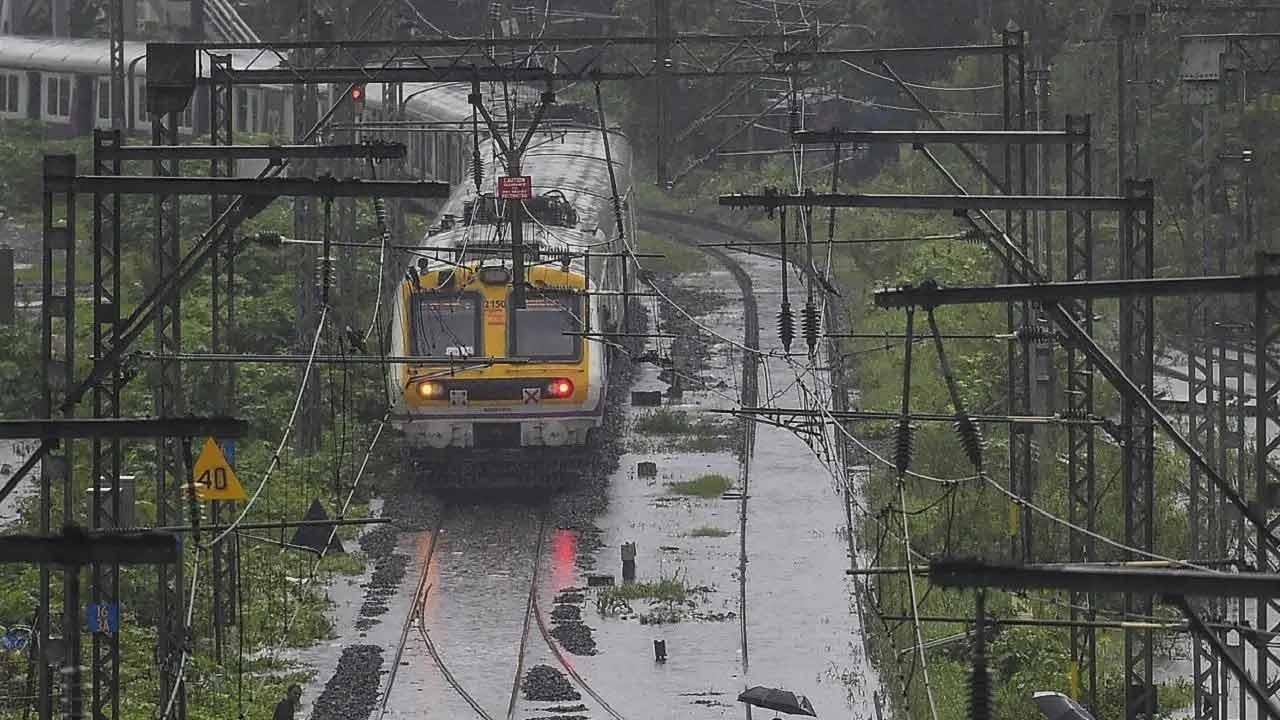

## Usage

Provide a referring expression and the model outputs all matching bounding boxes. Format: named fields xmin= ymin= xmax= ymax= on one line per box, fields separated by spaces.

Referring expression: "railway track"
xmin=377 ymin=501 xmax=622 ymax=720
xmin=371 ymin=211 xmax=765 ymax=720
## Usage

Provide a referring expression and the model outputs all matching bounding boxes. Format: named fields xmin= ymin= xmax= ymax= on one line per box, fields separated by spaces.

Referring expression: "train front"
xmin=386 ymin=215 xmax=611 ymax=485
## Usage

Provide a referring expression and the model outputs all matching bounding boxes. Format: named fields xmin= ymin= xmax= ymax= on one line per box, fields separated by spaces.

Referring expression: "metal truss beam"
xmin=1171 ymin=595 xmax=1280 ymax=720
xmin=183 ymin=33 xmax=798 ymax=50
xmin=90 ymin=129 xmax=123 ymax=720
xmin=1120 ymin=177 xmax=1157 ymax=720
xmin=40 ymin=154 xmax=77 ymax=720
xmin=221 ymin=65 xmax=783 ymax=84
xmin=1064 ymin=113 xmax=1098 ymax=714
xmin=208 ymin=52 xmax=236 ymax=667
xmin=719 ymin=191 xmax=1148 ymax=212
xmin=929 ymin=560 xmax=1280 ymax=598
xmin=0 ymin=418 xmax=247 ymax=439
xmin=1184 ymin=78 xmax=1224 ymax=720
xmin=872 ymin=274 xmax=1280 ymax=307
xmin=715 ymin=407 xmax=1102 ymax=425
xmin=151 ymin=109 xmax=186 ymax=720
xmin=49 ymin=175 xmax=449 ymax=199
xmin=791 ymin=129 xmax=1082 ymax=145
xmin=775 ymin=43 xmax=1019 ymax=62
xmin=0 ymin=528 xmax=179 ymax=566
xmin=96 ymin=142 xmax=406 ymax=161
xmin=1254 ymin=251 xmax=1280 ymax=710
xmin=136 ymin=353 xmax=535 ymax=364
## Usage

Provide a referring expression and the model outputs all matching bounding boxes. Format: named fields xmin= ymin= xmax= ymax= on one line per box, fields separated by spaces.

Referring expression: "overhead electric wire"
xmin=160 ymin=548 xmax=204 ymax=720
xmin=840 ymin=60 xmax=1002 ymax=91
xmin=211 ymin=307 xmax=330 ymax=547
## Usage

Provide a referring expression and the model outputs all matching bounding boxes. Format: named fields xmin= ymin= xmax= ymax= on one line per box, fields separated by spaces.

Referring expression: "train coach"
xmin=386 ymin=107 xmax=634 ymax=488
xmin=0 ymin=34 xmax=474 ymax=185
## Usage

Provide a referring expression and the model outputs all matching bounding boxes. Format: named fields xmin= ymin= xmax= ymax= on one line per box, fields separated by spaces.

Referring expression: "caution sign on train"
xmin=192 ymin=438 xmax=247 ymax=502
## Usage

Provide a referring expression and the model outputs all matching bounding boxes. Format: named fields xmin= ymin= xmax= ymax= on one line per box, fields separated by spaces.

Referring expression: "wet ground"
xmin=298 ymin=225 xmax=880 ymax=720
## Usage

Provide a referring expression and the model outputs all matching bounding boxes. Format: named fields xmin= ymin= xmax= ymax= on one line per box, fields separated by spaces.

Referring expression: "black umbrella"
xmin=1032 ymin=691 xmax=1096 ymax=720
xmin=737 ymin=686 xmax=818 ymax=717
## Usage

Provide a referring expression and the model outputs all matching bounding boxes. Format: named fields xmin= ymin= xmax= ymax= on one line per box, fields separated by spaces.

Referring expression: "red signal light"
xmin=350 ymin=84 xmax=366 ymax=114
xmin=546 ymin=378 xmax=574 ymax=399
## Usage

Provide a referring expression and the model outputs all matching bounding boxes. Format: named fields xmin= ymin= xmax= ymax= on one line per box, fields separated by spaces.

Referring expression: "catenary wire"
xmin=211 ymin=306 xmax=330 ymax=547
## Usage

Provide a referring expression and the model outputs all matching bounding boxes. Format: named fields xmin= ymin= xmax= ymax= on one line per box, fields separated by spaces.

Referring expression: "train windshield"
xmin=412 ymin=293 xmax=480 ymax=358
xmin=510 ymin=293 xmax=582 ymax=360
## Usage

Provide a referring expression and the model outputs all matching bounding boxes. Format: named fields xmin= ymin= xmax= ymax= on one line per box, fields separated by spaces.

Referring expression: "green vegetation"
xmin=687 ymin=525 xmax=731 ymax=538
xmin=632 ymin=409 xmax=738 ymax=453
xmin=667 ymin=473 xmax=732 ymax=498
xmin=0 ymin=121 xmax=416 ymax=720
xmin=636 ymin=230 xmax=710 ymax=274
xmin=600 ymin=577 xmax=690 ymax=605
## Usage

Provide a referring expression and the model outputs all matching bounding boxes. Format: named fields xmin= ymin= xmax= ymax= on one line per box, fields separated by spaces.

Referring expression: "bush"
xmin=667 ymin=473 xmax=732 ymax=498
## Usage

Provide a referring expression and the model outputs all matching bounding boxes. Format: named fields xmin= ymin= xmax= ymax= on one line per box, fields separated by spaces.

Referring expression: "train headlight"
xmin=546 ymin=378 xmax=574 ymax=399
xmin=417 ymin=380 xmax=445 ymax=399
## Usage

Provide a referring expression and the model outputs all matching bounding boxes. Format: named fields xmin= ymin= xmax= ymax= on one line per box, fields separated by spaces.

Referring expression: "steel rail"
xmin=377 ymin=519 xmax=448 ymax=720
xmin=506 ymin=513 xmax=548 ymax=720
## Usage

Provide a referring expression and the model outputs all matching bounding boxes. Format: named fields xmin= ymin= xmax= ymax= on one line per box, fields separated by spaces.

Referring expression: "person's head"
xmin=287 ymin=685 xmax=302 ymax=702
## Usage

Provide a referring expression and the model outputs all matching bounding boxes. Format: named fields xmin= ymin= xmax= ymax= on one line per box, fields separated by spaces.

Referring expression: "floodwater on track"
xmin=528 ymin=251 xmax=881 ymax=720
xmin=382 ymin=504 xmax=545 ymax=720
xmin=297 ymin=243 xmax=880 ymax=720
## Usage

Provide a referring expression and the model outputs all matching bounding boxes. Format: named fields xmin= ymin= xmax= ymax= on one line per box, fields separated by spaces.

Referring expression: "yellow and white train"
xmin=386 ymin=106 xmax=633 ymax=486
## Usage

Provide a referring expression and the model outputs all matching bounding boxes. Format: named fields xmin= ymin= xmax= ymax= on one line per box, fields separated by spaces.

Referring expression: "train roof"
xmin=0 ymin=34 xmax=272 ymax=75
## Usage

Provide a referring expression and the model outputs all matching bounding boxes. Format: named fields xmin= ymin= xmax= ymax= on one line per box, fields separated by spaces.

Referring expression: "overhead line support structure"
xmin=208 ymin=51 xmax=236 ymax=668
xmin=1177 ymin=31 xmax=1280 ymax=720
xmin=24 ymin=55 xmax=451 ymax=716
xmin=150 ymin=92 xmax=187 ymax=720
xmin=40 ymin=154 xmax=76 ymax=720
xmin=1064 ymin=113 xmax=1098 ymax=714
xmin=724 ymin=152 xmax=1178 ymax=720
xmin=91 ymin=129 xmax=124 ymax=720
xmin=930 ymin=559 xmax=1280 ymax=720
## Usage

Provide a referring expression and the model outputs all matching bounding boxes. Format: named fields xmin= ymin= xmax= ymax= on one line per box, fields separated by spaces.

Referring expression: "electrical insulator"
xmin=350 ymin=84 xmax=366 ymax=115
xmin=953 ymin=414 xmax=984 ymax=474
xmin=1016 ymin=323 xmax=1054 ymax=345
xmin=778 ymin=302 xmax=795 ymax=353
xmin=315 ymin=257 xmax=337 ymax=291
xmin=374 ymin=197 xmax=388 ymax=228
xmin=893 ymin=418 xmax=914 ymax=476
xmin=802 ymin=302 xmax=820 ymax=354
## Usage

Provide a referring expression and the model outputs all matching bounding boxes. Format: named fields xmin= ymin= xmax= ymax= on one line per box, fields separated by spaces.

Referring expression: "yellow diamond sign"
xmin=192 ymin=438 xmax=246 ymax=502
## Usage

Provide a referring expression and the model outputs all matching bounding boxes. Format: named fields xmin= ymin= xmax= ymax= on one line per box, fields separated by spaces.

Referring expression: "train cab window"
xmin=0 ymin=72 xmax=21 ymax=116
xmin=44 ymin=75 xmax=72 ymax=119
xmin=510 ymin=293 xmax=582 ymax=360
xmin=411 ymin=293 xmax=481 ymax=358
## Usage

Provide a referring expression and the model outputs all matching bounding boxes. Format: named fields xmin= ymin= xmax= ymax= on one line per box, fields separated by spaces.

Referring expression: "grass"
xmin=637 ymin=230 xmax=710 ymax=274
xmin=667 ymin=473 xmax=733 ymax=498
xmin=688 ymin=525 xmax=731 ymax=538
xmin=634 ymin=408 xmax=697 ymax=434
xmin=600 ymin=577 xmax=690 ymax=605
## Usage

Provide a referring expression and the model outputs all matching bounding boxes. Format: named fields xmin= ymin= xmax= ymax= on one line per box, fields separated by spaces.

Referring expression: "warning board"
xmin=497 ymin=175 xmax=533 ymax=200
xmin=192 ymin=437 xmax=247 ymax=501
xmin=86 ymin=603 xmax=119 ymax=635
